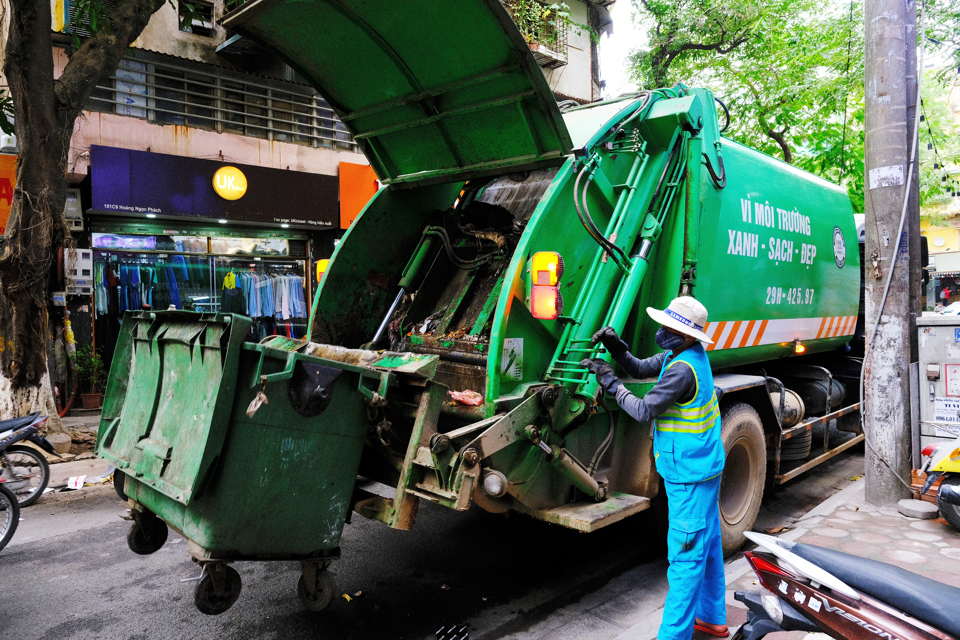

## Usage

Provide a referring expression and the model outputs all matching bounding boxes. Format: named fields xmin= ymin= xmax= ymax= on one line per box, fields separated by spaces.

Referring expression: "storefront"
xmin=83 ymin=145 xmax=347 ymax=365
xmin=934 ymin=271 xmax=960 ymax=310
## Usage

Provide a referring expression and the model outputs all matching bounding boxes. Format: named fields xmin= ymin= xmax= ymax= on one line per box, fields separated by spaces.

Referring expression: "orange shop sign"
xmin=0 ymin=155 xmax=15 ymax=234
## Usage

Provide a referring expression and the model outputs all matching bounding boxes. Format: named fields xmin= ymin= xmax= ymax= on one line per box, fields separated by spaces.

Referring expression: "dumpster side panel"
xmin=97 ymin=313 xmax=251 ymax=505
xmin=126 ymin=345 xmax=369 ymax=558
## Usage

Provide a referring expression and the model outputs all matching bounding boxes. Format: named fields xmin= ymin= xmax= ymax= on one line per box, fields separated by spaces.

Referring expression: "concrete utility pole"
xmin=863 ymin=0 xmax=915 ymax=504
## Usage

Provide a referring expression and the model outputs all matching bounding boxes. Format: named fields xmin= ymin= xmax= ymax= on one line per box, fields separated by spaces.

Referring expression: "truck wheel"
xmin=937 ymin=475 xmax=960 ymax=532
xmin=719 ymin=403 xmax=766 ymax=557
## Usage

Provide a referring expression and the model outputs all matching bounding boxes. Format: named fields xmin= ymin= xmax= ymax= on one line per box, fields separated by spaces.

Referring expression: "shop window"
xmin=215 ymin=257 xmax=309 ymax=339
xmin=211 ymin=237 xmax=289 ymax=256
xmin=93 ymin=233 xmax=208 ymax=253
xmin=179 ymin=1 xmax=215 ymax=38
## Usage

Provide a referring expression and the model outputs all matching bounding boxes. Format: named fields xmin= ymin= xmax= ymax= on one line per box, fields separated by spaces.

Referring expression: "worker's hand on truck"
xmin=591 ymin=326 xmax=629 ymax=359
xmin=580 ymin=358 xmax=623 ymax=395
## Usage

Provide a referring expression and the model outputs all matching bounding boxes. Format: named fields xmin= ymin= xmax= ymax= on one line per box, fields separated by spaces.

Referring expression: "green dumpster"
xmin=96 ymin=312 xmax=396 ymax=614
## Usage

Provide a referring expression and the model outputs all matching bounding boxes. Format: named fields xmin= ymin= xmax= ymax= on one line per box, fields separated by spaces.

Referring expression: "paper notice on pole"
xmin=66 ymin=475 xmax=87 ymax=490
xmin=868 ymin=165 xmax=904 ymax=190
xmin=947 ymin=364 xmax=960 ymax=396
xmin=936 ymin=424 xmax=960 ymax=438
xmin=934 ymin=397 xmax=960 ymax=424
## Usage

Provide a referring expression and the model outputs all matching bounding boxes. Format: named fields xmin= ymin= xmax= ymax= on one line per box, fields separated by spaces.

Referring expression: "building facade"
xmin=3 ymin=0 xmax=614 ymax=405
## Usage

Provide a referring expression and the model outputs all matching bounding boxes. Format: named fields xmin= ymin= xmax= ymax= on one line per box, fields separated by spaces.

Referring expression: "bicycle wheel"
xmin=0 ymin=484 xmax=20 ymax=552
xmin=1 ymin=445 xmax=50 ymax=507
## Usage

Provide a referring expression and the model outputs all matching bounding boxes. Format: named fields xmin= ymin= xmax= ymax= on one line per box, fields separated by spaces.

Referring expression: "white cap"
xmin=646 ymin=296 xmax=713 ymax=344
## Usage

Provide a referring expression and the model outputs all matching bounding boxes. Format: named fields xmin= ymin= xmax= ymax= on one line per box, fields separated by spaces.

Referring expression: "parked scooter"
xmin=0 ymin=483 xmax=19 ymax=552
xmin=0 ymin=412 xmax=58 ymax=507
xmin=920 ymin=436 xmax=960 ymax=532
xmin=734 ymin=531 xmax=960 ymax=640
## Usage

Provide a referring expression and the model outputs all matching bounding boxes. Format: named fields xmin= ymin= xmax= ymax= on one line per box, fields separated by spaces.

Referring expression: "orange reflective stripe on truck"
xmin=704 ymin=316 xmax=856 ymax=351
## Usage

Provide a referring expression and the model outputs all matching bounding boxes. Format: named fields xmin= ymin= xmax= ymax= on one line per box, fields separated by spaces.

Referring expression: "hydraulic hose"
xmin=588 ymin=397 xmax=617 ymax=475
xmin=573 ymin=163 xmax=630 ymax=272
xmin=423 ymin=226 xmax=496 ymax=270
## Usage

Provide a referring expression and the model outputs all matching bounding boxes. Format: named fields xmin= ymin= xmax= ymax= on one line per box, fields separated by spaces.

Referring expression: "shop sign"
xmin=90 ymin=146 xmax=338 ymax=229
xmin=0 ymin=155 xmax=16 ymax=234
xmin=213 ymin=166 xmax=248 ymax=201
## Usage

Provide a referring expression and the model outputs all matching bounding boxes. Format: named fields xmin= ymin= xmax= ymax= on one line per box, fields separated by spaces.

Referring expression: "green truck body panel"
xmin=97 ymin=1 xmax=862 ymax=572
xmin=221 ymin=0 xmax=571 ymax=186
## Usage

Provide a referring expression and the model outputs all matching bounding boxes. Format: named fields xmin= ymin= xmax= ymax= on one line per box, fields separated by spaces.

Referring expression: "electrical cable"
xmin=858 ymin=1 xmax=925 ymax=493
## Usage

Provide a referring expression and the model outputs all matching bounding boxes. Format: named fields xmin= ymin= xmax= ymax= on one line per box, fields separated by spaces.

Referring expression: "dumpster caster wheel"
xmin=127 ymin=514 xmax=168 ymax=555
xmin=195 ymin=565 xmax=242 ymax=615
xmin=297 ymin=570 xmax=336 ymax=613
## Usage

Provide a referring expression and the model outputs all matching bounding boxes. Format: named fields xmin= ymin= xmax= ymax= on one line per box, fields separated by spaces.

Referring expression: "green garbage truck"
xmin=96 ymin=0 xmax=865 ymax=615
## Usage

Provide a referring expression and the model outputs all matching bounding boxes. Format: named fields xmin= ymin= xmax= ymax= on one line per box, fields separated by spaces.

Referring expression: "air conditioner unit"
xmin=0 ymin=133 xmax=16 ymax=154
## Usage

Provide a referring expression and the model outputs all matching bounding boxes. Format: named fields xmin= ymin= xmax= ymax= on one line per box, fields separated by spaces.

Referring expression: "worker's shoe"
xmin=694 ymin=619 xmax=729 ymax=637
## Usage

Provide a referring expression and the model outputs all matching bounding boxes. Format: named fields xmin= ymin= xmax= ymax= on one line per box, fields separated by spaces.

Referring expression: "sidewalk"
xmin=629 ymin=478 xmax=960 ymax=640
xmin=492 ymin=478 xmax=960 ymax=640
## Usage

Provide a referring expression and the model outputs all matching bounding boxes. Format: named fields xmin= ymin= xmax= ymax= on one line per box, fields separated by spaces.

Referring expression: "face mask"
xmin=655 ymin=327 xmax=687 ymax=352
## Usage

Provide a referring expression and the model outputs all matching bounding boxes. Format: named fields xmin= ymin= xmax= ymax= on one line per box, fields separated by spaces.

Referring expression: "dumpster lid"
xmin=221 ymin=0 xmax=572 ymax=187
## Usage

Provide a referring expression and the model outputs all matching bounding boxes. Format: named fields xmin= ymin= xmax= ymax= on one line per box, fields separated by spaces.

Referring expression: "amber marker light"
xmin=531 ymin=251 xmax=564 ymax=286
xmin=531 ymin=285 xmax=562 ymax=320
xmin=794 ymin=339 xmax=806 ymax=354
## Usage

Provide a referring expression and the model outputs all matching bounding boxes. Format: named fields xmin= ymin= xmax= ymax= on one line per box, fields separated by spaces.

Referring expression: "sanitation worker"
xmin=581 ymin=296 xmax=727 ymax=640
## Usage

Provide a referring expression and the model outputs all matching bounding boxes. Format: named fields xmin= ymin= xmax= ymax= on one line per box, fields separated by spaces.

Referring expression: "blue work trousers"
xmin=658 ymin=474 xmax=726 ymax=640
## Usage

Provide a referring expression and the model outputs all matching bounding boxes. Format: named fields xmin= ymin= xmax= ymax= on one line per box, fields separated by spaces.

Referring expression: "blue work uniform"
xmin=613 ymin=343 xmax=726 ymax=640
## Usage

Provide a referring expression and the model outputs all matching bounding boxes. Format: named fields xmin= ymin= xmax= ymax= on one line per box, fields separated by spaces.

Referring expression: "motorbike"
xmin=733 ymin=531 xmax=960 ymax=640
xmin=0 ymin=483 xmax=18 ymax=552
xmin=919 ymin=436 xmax=960 ymax=532
xmin=0 ymin=412 xmax=58 ymax=507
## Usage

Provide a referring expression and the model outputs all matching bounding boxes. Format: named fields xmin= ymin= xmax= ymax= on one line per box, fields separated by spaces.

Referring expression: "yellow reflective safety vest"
xmin=653 ymin=343 xmax=725 ymax=484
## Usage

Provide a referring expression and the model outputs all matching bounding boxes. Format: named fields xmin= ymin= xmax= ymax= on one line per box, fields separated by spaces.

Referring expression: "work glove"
xmin=580 ymin=358 xmax=622 ymax=395
xmin=591 ymin=326 xmax=628 ymax=359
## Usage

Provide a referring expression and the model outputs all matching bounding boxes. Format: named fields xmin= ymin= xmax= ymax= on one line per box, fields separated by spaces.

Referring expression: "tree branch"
xmin=54 ymin=0 xmax=166 ymax=129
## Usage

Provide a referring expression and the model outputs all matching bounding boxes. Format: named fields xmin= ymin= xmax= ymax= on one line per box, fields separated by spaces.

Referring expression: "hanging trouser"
xmin=658 ymin=474 xmax=726 ymax=640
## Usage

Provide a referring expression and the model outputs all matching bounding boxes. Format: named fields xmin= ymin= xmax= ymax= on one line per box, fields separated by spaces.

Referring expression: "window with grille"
xmin=179 ymin=1 xmax=216 ymax=38
xmin=86 ymin=55 xmax=357 ymax=150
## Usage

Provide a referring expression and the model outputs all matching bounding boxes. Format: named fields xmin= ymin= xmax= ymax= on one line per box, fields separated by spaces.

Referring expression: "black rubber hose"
xmin=714 ymin=96 xmax=731 ymax=133
xmin=424 ymin=227 xmax=494 ymax=270
xmin=582 ymin=172 xmax=630 ymax=267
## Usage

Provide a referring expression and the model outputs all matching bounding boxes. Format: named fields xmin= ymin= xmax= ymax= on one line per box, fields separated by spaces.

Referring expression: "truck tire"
xmin=719 ymin=403 xmax=766 ymax=557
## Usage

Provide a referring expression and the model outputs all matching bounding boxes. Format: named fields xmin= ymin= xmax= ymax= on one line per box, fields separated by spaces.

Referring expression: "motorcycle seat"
xmin=792 ymin=542 xmax=960 ymax=639
xmin=0 ymin=412 xmax=40 ymax=434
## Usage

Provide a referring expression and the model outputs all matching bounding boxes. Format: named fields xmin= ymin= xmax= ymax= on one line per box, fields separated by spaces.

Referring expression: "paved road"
xmin=0 ymin=447 xmax=864 ymax=640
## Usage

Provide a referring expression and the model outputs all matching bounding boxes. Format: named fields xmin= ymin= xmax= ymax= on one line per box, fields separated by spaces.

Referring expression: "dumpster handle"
xmin=250 ymin=350 xmax=299 ymax=388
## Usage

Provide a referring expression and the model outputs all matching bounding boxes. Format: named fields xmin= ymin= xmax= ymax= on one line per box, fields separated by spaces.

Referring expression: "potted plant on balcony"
xmin=504 ymin=0 xmax=593 ymax=69
xmin=73 ymin=345 xmax=106 ymax=410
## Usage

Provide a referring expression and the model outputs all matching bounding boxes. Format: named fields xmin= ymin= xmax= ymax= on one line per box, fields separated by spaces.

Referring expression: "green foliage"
xmin=72 ymin=345 xmax=106 ymax=393
xmin=505 ymin=0 xmax=595 ymax=49
xmin=68 ymin=0 xmax=204 ymax=47
xmin=627 ymin=0 xmax=960 ymax=214
xmin=918 ymin=81 xmax=960 ymax=207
